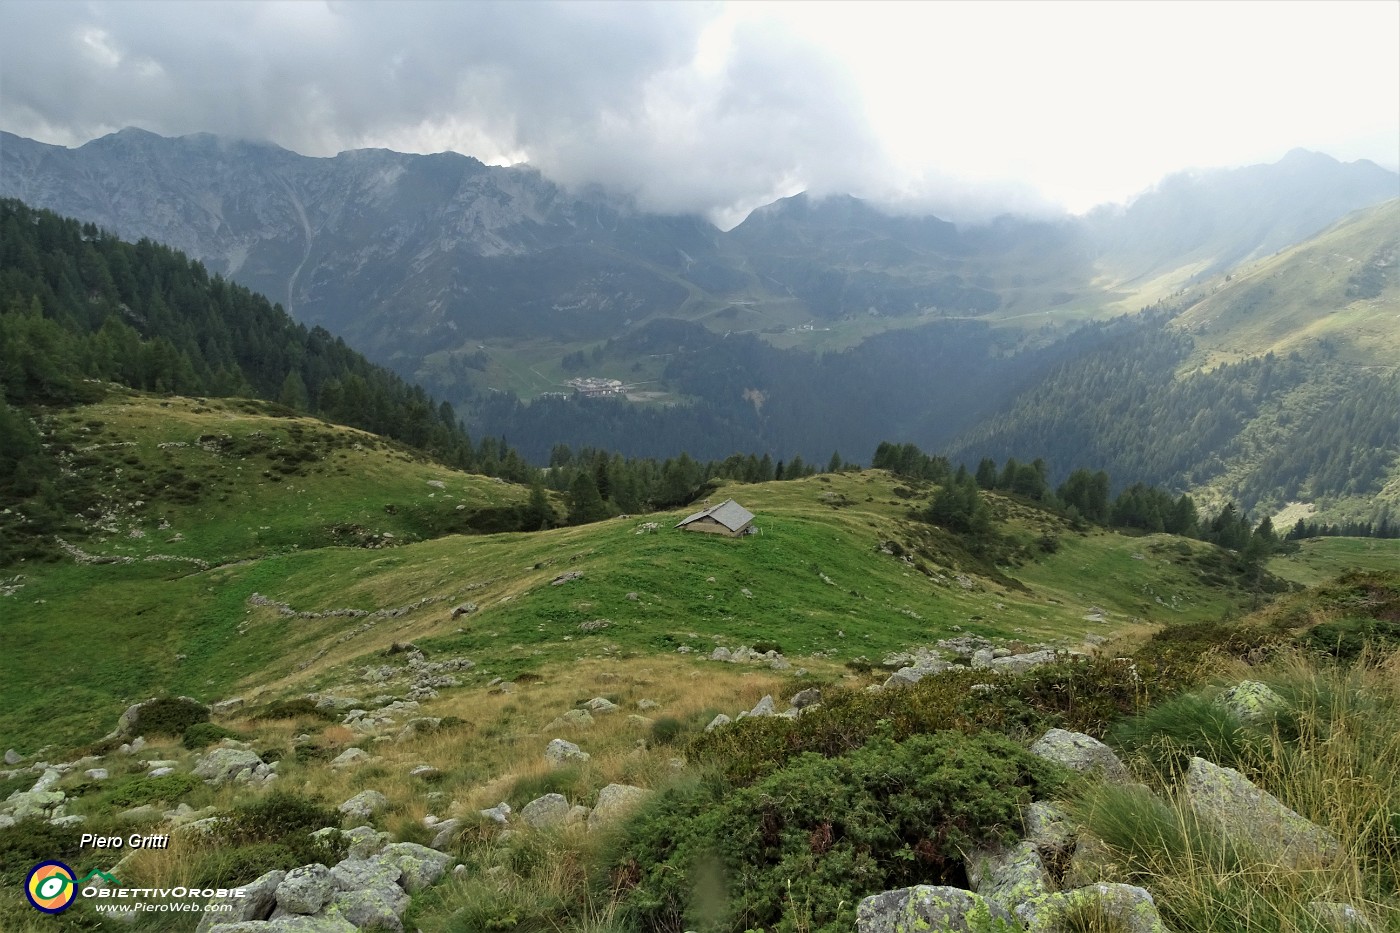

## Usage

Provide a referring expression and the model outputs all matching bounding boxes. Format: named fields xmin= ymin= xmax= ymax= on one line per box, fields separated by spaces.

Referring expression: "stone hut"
xmin=675 ymin=499 xmax=756 ymax=538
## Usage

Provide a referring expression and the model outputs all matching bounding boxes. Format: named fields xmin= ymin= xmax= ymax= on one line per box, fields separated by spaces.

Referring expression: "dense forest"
xmin=949 ymin=313 xmax=1400 ymax=517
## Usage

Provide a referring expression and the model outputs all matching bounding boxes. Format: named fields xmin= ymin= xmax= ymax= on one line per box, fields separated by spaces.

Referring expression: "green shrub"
xmin=182 ymin=722 xmax=241 ymax=750
xmin=1300 ymin=617 xmax=1400 ymax=661
xmin=751 ymin=640 xmax=783 ymax=655
xmin=508 ymin=766 xmax=588 ymax=809
xmin=649 ymin=716 xmax=685 ymax=746
xmin=107 ymin=772 xmax=202 ymax=808
xmin=607 ymin=732 xmax=1067 ymax=933
xmin=212 ymin=791 xmax=340 ymax=847
xmin=135 ymin=697 xmax=210 ymax=736
xmin=248 ymin=698 xmax=339 ymax=722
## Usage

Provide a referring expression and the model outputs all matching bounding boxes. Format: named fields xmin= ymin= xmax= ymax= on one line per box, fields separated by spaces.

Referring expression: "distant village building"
xmin=567 ymin=377 xmax=626 ymax=398
xmin=675 ymin=499 xmax=756 ymax=537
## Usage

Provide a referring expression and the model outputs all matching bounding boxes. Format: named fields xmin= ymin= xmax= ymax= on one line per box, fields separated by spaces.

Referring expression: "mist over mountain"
xmin=2 ymin=127 xmax=1396 ymax=513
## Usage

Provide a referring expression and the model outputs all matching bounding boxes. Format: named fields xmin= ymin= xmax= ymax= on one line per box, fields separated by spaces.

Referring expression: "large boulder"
xmin=521 ymin=793 xmax=572 ymax=830
xmin=1015 ymin=882 xmax=1167 ymax=933
xmin=1185 ymin=756 xmax=1339 ymax=867
xmin=988 ymin=649 xmax=1059 ymax=674
xmin=587 ymin=784 xmax=650 ymax=829
xmin=193 ymin=747 xmax=264 ymax=785
xmin=274 ymin=864 xmax=335 ymax=915
xmin=196 ymin=870 xmax=283 ymax=932
xmin=1029 ymin=728 xmax=1131 ymax=783
xmin=856 ymin=886 xmax=1012 ymax=933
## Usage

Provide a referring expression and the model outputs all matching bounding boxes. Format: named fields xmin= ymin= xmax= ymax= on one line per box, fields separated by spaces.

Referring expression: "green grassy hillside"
xmin=1174 ymin=199 xmax=1400 ymax=369
xmin=1 ymin=398 xmax=1278 ymax=751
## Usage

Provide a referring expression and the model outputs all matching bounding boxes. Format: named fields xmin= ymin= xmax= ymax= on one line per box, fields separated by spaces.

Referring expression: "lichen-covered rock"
xmin=1307 ymin=900 xmax=1377 ymax=932
xmin=967 ymin=841 xmax=1049 ymax=911
xmin=1030 ymin=728 xmax=1131 ymax=783
xmin=336 ymin=825 xmax=391 ymax=859
xmin=546 ymin=709 xmax=595 ymax=730
xmin=585 ymin=697 xmax=619 ymax=713
xmin=856 ymin=885 xmax=1012 ymax=933
xmin=544 ymin=738 xmax=590 ymax=766
xmin=1024 ymin=801 xmax=1076 ymax=852
xmin=378 ymin=842 xmax=452 ymax=892
xmin=1185 ymin=756 xmax=1339 ymax=867
xmin=1015 ymin=882 xmax=1167 ymax=932
xmin=329 ymin=886 xmax=408 ymax=932
xmin=521 ymin=793 xmax=571 ymax=830
xmin=788 ymin=687 xmax=822 ymax=709
xmin=193 ymin=747 xmax=264 ymax=785
xmin=588 ymin=784 xmax=650 ymax=829
xmin=705 ymin=713 xmax=731 ymax=732
xmin=274 ymin=864 xmax=334 ymax=915
xmin=337 ymin=790 xmax=388 ymax=823
xmin=1217 ymin=681 xmax=1285 ymax=723
xmin=328 ymin=855 xmax=402 ymax=891
xmin=1062 ymin=831 xmax=1121 ymax=888
xmin=196 ymin=869 xmax=283 ymax=932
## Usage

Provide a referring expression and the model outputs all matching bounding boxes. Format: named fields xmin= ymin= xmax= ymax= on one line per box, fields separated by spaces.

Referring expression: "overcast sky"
xmin=2 ymin=0 xmax=1396 ymax=226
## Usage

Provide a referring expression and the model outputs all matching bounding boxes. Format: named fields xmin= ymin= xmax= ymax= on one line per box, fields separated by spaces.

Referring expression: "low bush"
xmin=607 ymin=731 xmax=1066 ymax=933
xmin=135 ymin=697 xmax=210 ymax=736
xmin=248 ymin=698 xmax=339 ymax=722
xmin=182 ymin=722 xmax=241 ymax=750
xmin=107 ymin=772 xmax=202 ymax=808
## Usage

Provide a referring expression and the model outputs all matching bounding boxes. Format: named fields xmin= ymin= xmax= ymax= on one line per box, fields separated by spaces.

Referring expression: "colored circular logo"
xmin=26 ymin=861 xmax=77 ymax=914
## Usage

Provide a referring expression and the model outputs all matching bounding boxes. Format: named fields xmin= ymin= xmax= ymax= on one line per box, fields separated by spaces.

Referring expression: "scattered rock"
xmin=705 ymin=714 xmax=731 ymax=732
xmin=338 ymin=790 xmax=389 ymax=824
xmin=544 ymin=738 xmax=590 ymax=766
xmin=988 ymin=649 xmax=1059 ymax=674
xmin=520 ymin=793 xmax=571 ymax=830
xmin=5 ymin=749 xmax=23 ymax=765
xmin=193 ymin=747 xmax=265 ymax=785
xmin=429 ymin=819 xmax=461 ymax=850
xmin=585 ymin=697 xmax=619 ymax=713
xmin=479 ymin=802 xmax=511 ymax=825
xmin=330 ymin=748 xmax=369 ymax=769
xmin=211 ymin=697 xmax=245 ymax=716
xmin=637 ymin=699 xmax=661 ymax=711
xmin=378 ymin=842 xmax=452 ymax=892
xmin=1030 ymin=728 xmax=1131 ymax=783
xmin=551 ymin=571 xmax=583 ymax=586
xmin=409 ymin=765 xmax=440 ymax=780
xmin=747 ymin=695 xmax=776 ymax=718
xmin=85 ymin=768 xmax=110 ymax=780
xmin=788 ymin=688 xmax=821 ymax=709
xmin=588 ymin=784 xmax=650 ymax=829
xmin=450 ymin=603 xmax=478 ymax=619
